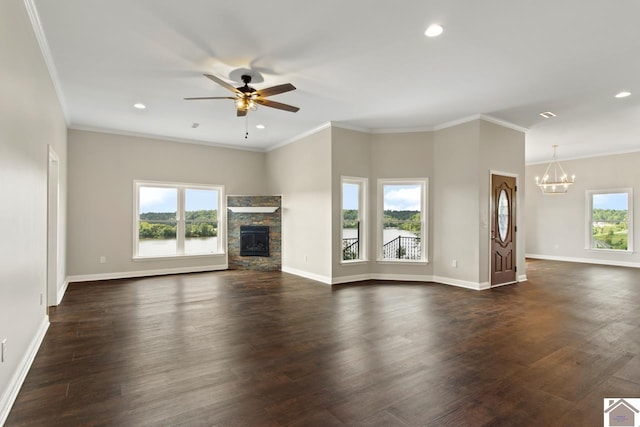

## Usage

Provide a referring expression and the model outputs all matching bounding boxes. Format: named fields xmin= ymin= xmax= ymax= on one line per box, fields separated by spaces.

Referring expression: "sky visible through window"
xmin=383 ymin=185 xmax=421 ymax=211
xmin=342 ymin=184 xmax=421 ymax=211
xmin=342 ymin=183 xmax=359 ymax=210
xmin=593 ymin=193 xmax=627 ymax=210
xmin=139 ymin=184 xmax=422 ymax=213
xmin=140 ymin=187 xmax=218 ymax=213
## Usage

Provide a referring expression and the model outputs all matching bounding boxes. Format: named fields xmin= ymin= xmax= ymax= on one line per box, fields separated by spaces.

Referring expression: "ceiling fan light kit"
xmin=185 ymin=73 xmax=299 ymax=118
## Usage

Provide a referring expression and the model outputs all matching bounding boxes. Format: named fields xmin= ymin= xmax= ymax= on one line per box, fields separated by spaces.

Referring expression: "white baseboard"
xmin=432 ymin=275 xmax=487 ymax=291
xmin=370 ymin=273 xmax=434 ymax=283
xmin=518 ymin=274 xmax=528 ymax=282
xmin=526 ymin=253 xmax=640 ymax=269
xmin=490 ymin=281 xmax=517 ymax=289
xmin=286 ymin=266 xmax=492 ymax=291
xmin=332 ymin=273 xmax=435 ymax=285
xmin=281 ymin=266 xmax=332 ymax=285
xmin=331 ymin=274 xmax=372 ymax=285
xmin=0 ymin=317 xmax=49 ymax=426
xmin=57 ymin=278 xmax=69 ymax=305
xmin=67 ymin=264 xmax=228 ymax=284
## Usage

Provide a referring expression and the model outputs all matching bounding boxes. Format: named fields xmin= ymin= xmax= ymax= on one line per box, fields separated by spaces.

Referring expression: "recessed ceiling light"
xmin=615 ymin=91 xmax=631 ymax=98
xmin=133 ymin=103 xmax=146 ymax=109
xmin=425 ymin=24 xmax=444 ymax=37
xmin=539 ymin=111 xmax=557 ymax=119
xmin=256 ymin=124 xmax=265 ymax=129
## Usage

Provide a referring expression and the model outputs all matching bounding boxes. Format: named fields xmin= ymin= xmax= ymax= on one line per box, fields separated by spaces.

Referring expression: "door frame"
xmin=488 ymin=170 xmax=519 ymax=288
xmin=47 ymin=145 xmax=60 ymax=308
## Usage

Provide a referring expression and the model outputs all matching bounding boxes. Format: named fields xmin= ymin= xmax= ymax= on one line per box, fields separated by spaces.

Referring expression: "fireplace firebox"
xmin=240 ymin=226 xmax=270 ymax=257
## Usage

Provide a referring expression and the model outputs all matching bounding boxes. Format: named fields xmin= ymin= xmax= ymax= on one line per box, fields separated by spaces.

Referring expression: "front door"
xmin=491 ymin=174 xmax=516 ymax=286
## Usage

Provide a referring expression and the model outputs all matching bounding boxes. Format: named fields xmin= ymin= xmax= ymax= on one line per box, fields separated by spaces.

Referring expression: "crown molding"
xmin=431 ymin=114 xmax=483 ymax=131
xmin=430 ymin=114 xmax=529 ymax=134
xmin=526 ymin=146 xmax=640 ymax=166
xmin=330 ymin=121 xmax=371 ymax=133
xmin=69 ymin=125 xmax=265 ymax=152
xmin=266 ymin=122 xmax=332 ymax=152
xmin=334 ymin=113 xmax=527 ymax=136
xmin=265 ymin=114 xmax=528 ymax=152
xmin=479 ymin=114 xmax=529 ymax=133
xmin=23 ymin=0 xmax=70 ymax=125
xmin=370 ymin=125 xmax=434 ymax=134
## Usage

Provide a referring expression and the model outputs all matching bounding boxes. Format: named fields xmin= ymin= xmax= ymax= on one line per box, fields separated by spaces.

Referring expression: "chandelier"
xmin=535 ymin=145 xmax=575 ymax=194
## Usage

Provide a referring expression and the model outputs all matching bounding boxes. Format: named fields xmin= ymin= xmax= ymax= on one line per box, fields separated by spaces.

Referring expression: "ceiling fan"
xmin=185 ymin=74 xmax=300 ymax=117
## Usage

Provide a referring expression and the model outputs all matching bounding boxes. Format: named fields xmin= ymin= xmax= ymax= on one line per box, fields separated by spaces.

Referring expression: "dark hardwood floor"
xmin=6 ymin=259 xmax=640 ymax=426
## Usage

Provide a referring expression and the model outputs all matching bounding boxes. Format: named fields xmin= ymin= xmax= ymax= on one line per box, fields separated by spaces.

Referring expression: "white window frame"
xmin=377 ymin=178 xmax=428 ymax=263
xmin=133 ymin=180 xmax=226 ymax=259
xmin=585 ymin=188 xmax=633 ymax=253
xmin=341 ymin=176 xmax=368 ymax=263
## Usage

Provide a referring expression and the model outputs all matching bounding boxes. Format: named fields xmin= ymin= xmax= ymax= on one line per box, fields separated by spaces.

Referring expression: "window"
xmin=378 ymin=179 xmax=428 ymax=262
xmin=586 ymin=189 xmax=633 ymax=252
xmin=341 ymin=177 xmax=367 ymax=262
xmin=134 ymin=181 xmax=224 ymax=258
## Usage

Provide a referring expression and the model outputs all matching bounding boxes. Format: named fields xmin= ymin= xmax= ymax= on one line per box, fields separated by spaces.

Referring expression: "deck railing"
xmin=382 ymin=235 xmax=421 ymax=260
xmin=342 ymin=237 xmax=359 ymax=260
xmin=341 ymin=235 xmax=421 ymax=260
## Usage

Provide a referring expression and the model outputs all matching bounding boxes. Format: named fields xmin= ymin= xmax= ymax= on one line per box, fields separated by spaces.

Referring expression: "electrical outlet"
xmin=40 ymin=293 xmax=43 ymax=306
xmin=451 ymin=260 xmax=457 ymax=268
xmin=1 ymin=339 xmax=6 ymax=363
xmin=99 ymin=256 xmax=106 ymax=264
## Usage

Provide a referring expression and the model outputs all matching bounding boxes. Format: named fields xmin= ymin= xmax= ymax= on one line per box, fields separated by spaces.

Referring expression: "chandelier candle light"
xmin=535 ymin=145 xmax=575 ymax=194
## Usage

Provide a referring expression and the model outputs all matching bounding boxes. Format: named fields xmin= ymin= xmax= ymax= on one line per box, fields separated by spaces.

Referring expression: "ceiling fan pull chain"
xmin=245 ymin=114 xmax=249 ymax=139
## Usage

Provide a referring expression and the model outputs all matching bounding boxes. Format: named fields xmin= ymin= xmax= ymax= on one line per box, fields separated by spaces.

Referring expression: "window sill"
xmin=133 ymin=252 xmax=226 ymax=261
xmin=584 ymin=248 xmax=635 ymax=255
xmin=376 ymin=259 xmax=429 ymax=266
xmin=340 ymin=260 xmax=369 ymax=266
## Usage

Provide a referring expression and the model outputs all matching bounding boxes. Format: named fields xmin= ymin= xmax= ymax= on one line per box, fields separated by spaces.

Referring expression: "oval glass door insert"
xmin=498 ymin=189 xmax=509 ymax=242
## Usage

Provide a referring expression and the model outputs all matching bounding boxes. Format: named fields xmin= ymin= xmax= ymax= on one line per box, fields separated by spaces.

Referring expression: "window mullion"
xmin=177 ymin=187 xmax=185 ymax=254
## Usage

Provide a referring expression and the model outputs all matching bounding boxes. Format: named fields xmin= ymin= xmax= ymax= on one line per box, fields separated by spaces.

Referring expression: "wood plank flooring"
xmin=6 ymin=259 xmax=640 ymax=426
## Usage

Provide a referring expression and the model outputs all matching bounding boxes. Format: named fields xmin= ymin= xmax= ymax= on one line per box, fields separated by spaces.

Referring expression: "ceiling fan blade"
xmin=184 ymin=96 xmax=236 ymax=100
xmin=256 ymin=83 xmax=296 ymax=98
xmin=204 ymin=74 xmax=241 ymax=94
xmin=255 ymin=98 xmax=300 ymax=113
xmin=237 ymin=109 xmax=247 ymax=117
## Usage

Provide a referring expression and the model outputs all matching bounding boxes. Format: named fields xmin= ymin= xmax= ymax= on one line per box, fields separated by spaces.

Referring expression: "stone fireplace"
xmin=227 ymin=195 xmax=281 ymax=271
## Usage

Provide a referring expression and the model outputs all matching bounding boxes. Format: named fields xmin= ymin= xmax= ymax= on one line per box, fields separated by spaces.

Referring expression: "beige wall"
xmin=526 ymin=151 xmax=640 ymax=266
xmin=67 ymin=129 xmax=266 ymax=277
xmin=266 ymin=128 xmax=333 ymax=280
xmin=330 ymin=127 xmax=372 ymax=279
xmin=67 ymin=121 xmax=525 ymax=287
xmin=369 ymin=131 xmax=434 ymax=279
xmin=432 ymin=120 xmax=526 ymax=287
xmin=0 ymin=0 xmax=67 ymax=420
xmin=433 ymin=121 xmax=482 ymax=284
xmin=478 ymin=121 xmax=526 ymax=283
xmin=328 ymin=122 xmax=523 ymax=286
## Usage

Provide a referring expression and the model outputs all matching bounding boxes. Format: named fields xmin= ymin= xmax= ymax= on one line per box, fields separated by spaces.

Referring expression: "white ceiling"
xmin=31 ymin=0 xmax=640 ymax=163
